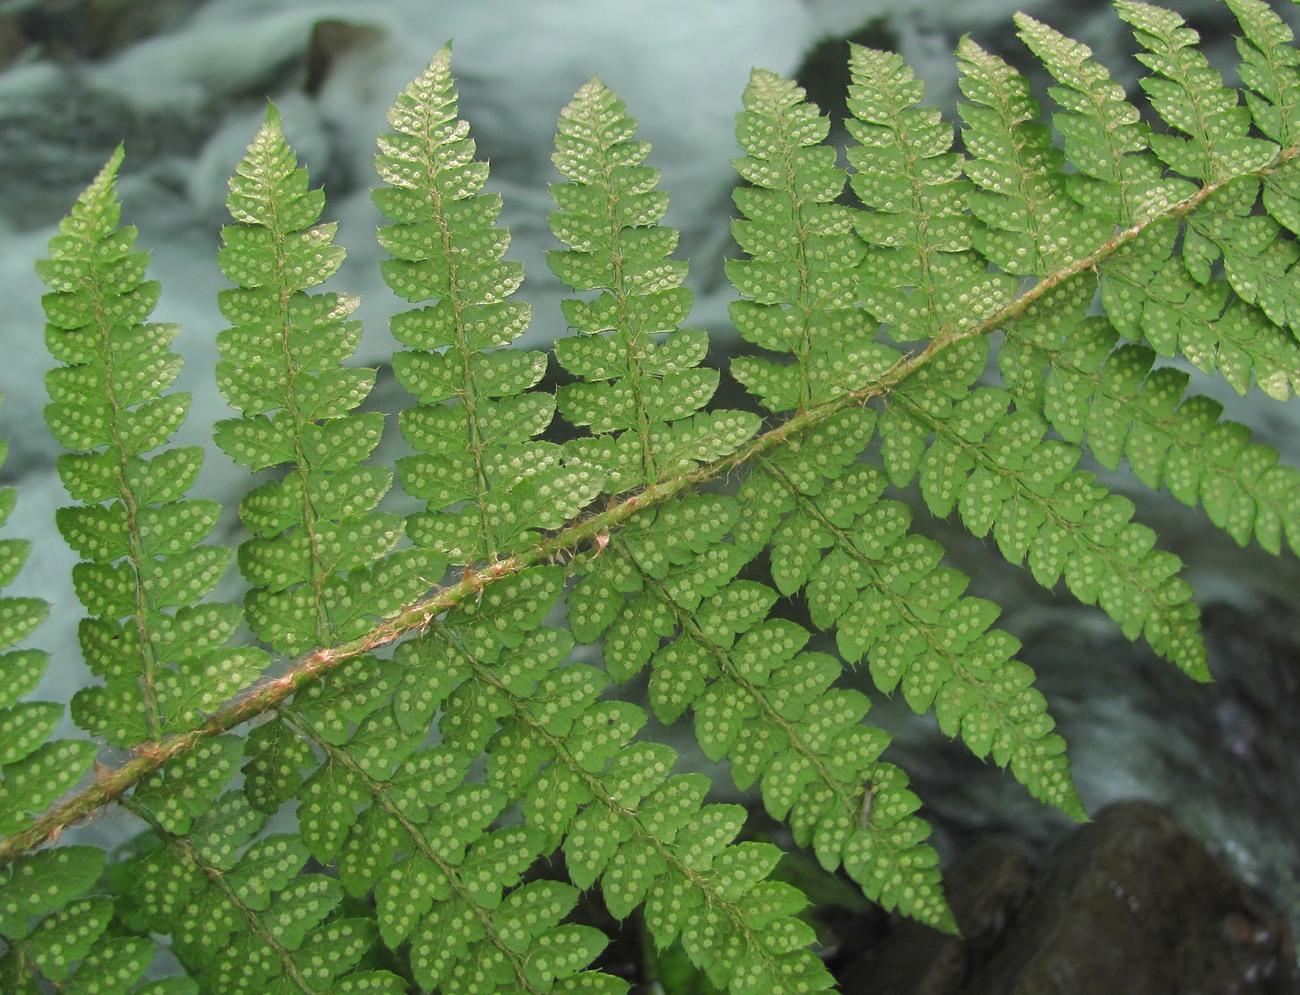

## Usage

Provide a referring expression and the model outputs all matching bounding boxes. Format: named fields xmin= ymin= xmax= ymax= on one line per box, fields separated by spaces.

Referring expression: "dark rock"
xmin=838 ymin=802 xmax=1299 ymax=995
xmin=305 ymin=20 xmax=384 ymax=96
xmin=966 ymin=802 xmax=1297 ymax=995
xmin=0 ymin=14 xmax=26 ymax=71
xmin=839 ymin=834 xmax=1037 ymax=995
xmin=16 ymin=0 xmax=211 ymax=62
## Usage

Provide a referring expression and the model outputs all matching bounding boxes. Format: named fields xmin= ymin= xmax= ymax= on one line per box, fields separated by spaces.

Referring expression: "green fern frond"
xmin=1100 ymin=219 xmax=1300 ymax=397
xmin=0 ymin=419 xmax=112 ymax=991
xmin=35 ymin=148 xmax=264 ymax=746
xmin=1120 ymin=0 xmax=1278 ymax=182
xmin=1003 ymin=278 xmax=1300 ymax=556
xmin=376 ymin=47 xmax=598 ymax=563
xmin=1014 ymin=13 xmax=1188 ymax=225
xmin=958 ymin=37 xmax=1114 ymax=274
xmin=728 ymin=69 xmax=898 ymax=413
xmin=457 ymin=565 xmax=832 ymax=991
xmin=246 ymin=561 xmax=622 ymax=991
xmin=0 ymin=409 xmax=103 ymax=993
xmin=568 ymin=434 xmax=953 ymax=929
xmin=1228 ymin=0 xmax=1300 ymax=258
xmin=126 ymin=730 xmax=401 ymax=992
xmin=217 ymin=105 xmax=438 ymax=655
xmin=1109 ymin=3 xmax=1300 ymax=388
xmin=550 ymin=78 xmax=759 ymax=488
xmin=1228 ymin=0 xmax=1300 ymax=146
xmin=6 ymin=4 xmax=1300 ymax=991
xmin=748 ymin=401 xmax=1084 ymax=822
xmin=845 ymin=47 xmax=1012 ymax=344
xmin=0 ymin=846 xmax=147 ymax=995
xmin=883 ymin=330 xmax=1206 ymax=677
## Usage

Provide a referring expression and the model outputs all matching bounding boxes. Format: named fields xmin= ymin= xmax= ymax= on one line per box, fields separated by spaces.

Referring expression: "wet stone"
xmin=838 ymin=802 xmax=1299 ymax=995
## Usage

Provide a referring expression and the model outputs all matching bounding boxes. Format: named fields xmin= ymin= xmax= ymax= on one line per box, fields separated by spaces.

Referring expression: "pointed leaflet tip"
xmin=427 ymin=41 xmax=452 ymax=77
xmin=50 ymin=144 xmax=127 ymax=244
xmin=264 ymin=100 xmax=281 ymax=125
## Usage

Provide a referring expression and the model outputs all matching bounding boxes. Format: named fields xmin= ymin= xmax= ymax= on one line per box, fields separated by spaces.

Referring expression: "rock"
xmin=838 ymin=802 xmax=1299 ymax=995
xmin=838 ymin=834 xmax=1038 ymax=995
xmin=304 ymin=19 xmax=384 ymax=96
xmin=16 ymin=0 xmax=209 ymax=61
xmin=967 ymin=802 xmax=1297 ymax=995
xmin=0 ymin=14 xmax=26 ymax=72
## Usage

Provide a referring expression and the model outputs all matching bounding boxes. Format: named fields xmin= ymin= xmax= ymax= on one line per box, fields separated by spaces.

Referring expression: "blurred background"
xmin=1 ymin=0 xmax=1298 ymax=978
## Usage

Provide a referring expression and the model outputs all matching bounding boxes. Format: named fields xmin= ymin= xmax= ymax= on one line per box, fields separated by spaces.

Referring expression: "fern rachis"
xmin=2 ymin=2 xmax=1300 ymax=991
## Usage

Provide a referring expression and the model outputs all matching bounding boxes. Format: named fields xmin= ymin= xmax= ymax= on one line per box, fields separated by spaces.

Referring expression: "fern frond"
xmin=728 ymin=69 xmax=898 ymax=413
xmin=845 ymin=46 xmax=1013 ymax=343
xmin=0 ymin=846 xmax=149 ymax=995
xmin=229 ymin=567 xmax=622 ymax=993
xmin=569 ymin=476 xmax=954 ymax=930
xmin=751 ymin=404 xmax=1085 ymax=822
xmin=1 ymin=413 xmax=96 ymax=835
xmin=1014 ymin=13 xmax=1188 ymax=226
xmin=1100 ymin=219 xmax=1300 ymax=397
xmin=1227 ymin=0 xmax=1300 ymax=260
xmin=1228 ymin=0 xmax=1300 ymax=146
xmin=128 ymin=733 xmax=396 ymax=993
xmin=549 ymin=78 xmax=759 ymax=487
xmin=1021 ymin=4 xmax=1300 ymax=400
xmin=217 ymin=106 xmax=438 ymax=655
xmin=376 ymin=48 xmax=597 ymax=563
xmin=0 ymin=405 xmax=108 ymax=991
xmin=1200 ymin=175 xmax=1300 ymax=330
xmin=1004 ymin=278 xmax=1300 ymax=556
xmin=460 ymin=567 xmax=832 ymax=992
xmin=6 ymin=7 xmax=1300 ymax=992
xmin=957 ymin=37 xmax=1113 ymax=274
xmin=1118 ymin=0 xmax=1278 ymax=182
xmin=882 ymin=329 xmax=1206 ymax=677
xmin=36 ymin=148 xmax=264 ymax=745
xmin=724 ymin=61 xmax=1087 ymax=922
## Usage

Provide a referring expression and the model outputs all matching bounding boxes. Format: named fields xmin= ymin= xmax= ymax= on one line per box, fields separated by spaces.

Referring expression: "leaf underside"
xmin=4 ymin=3 xmax=1300 ymax=992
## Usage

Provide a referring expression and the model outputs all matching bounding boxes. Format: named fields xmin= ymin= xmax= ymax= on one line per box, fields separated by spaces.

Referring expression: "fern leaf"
xmin=217 ymin=106 xmax=438 ymax=655
xmin=1164 ymin=115 xmax=1298 ymax=332
xmin=1004 ymin=280 xmax=1300 ymax=555
xmin=1118 ymin=0 xmax=1277 ymax=181
xmin=433 ymin=565 xmax=834 ymax=990
xmin=9 ymin=11 xmax=1300 ymax=993
xmin=1035 ymin=6 xmax=1300 ymax=398
xmin=376 ymin=47 xmax=596 ymax=562
xmin=257 ymin=568 xmax=625 ymax=993
xmin=845 ymin=46 xmax=1013 ymax=343
xmin=1227 ymin=0 xmax=1300 ymax=249
xmin=957 ymin=36 xmax=1113 ymax=274
xmin=884 ymin=331 xmax=1206 ymax=677
xmin=36 ymin=148 xmax=264 ymax=745
xmin=749 ymin=410 xmax=1085 ymax=823
xmin=21 ymin=896 xmax=116 ymax=984
xmin=0 ymin=847 xmax=125 ymax=993
xmin=131 ymin=735 xmax=396 ymax=993
xmin=1014 ymin=13 xmax=1189 ymax=225
xmin=569 ymin=482 xmax=956 ymax=931
xmin=1101 ymin=220 xmax=1300 ymax=398
xmin=1227 ymin=0 xmax=1300 ymax=146
xmin=549 ymin=78 xmax=759 ymax=486
xmin=1026 ymin=2 xmax=1299 ymax=398
xmin=728 ymin=68 xmax=898 ymax=413
xmin=1 ymin=402 xmax=98 ymax=843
